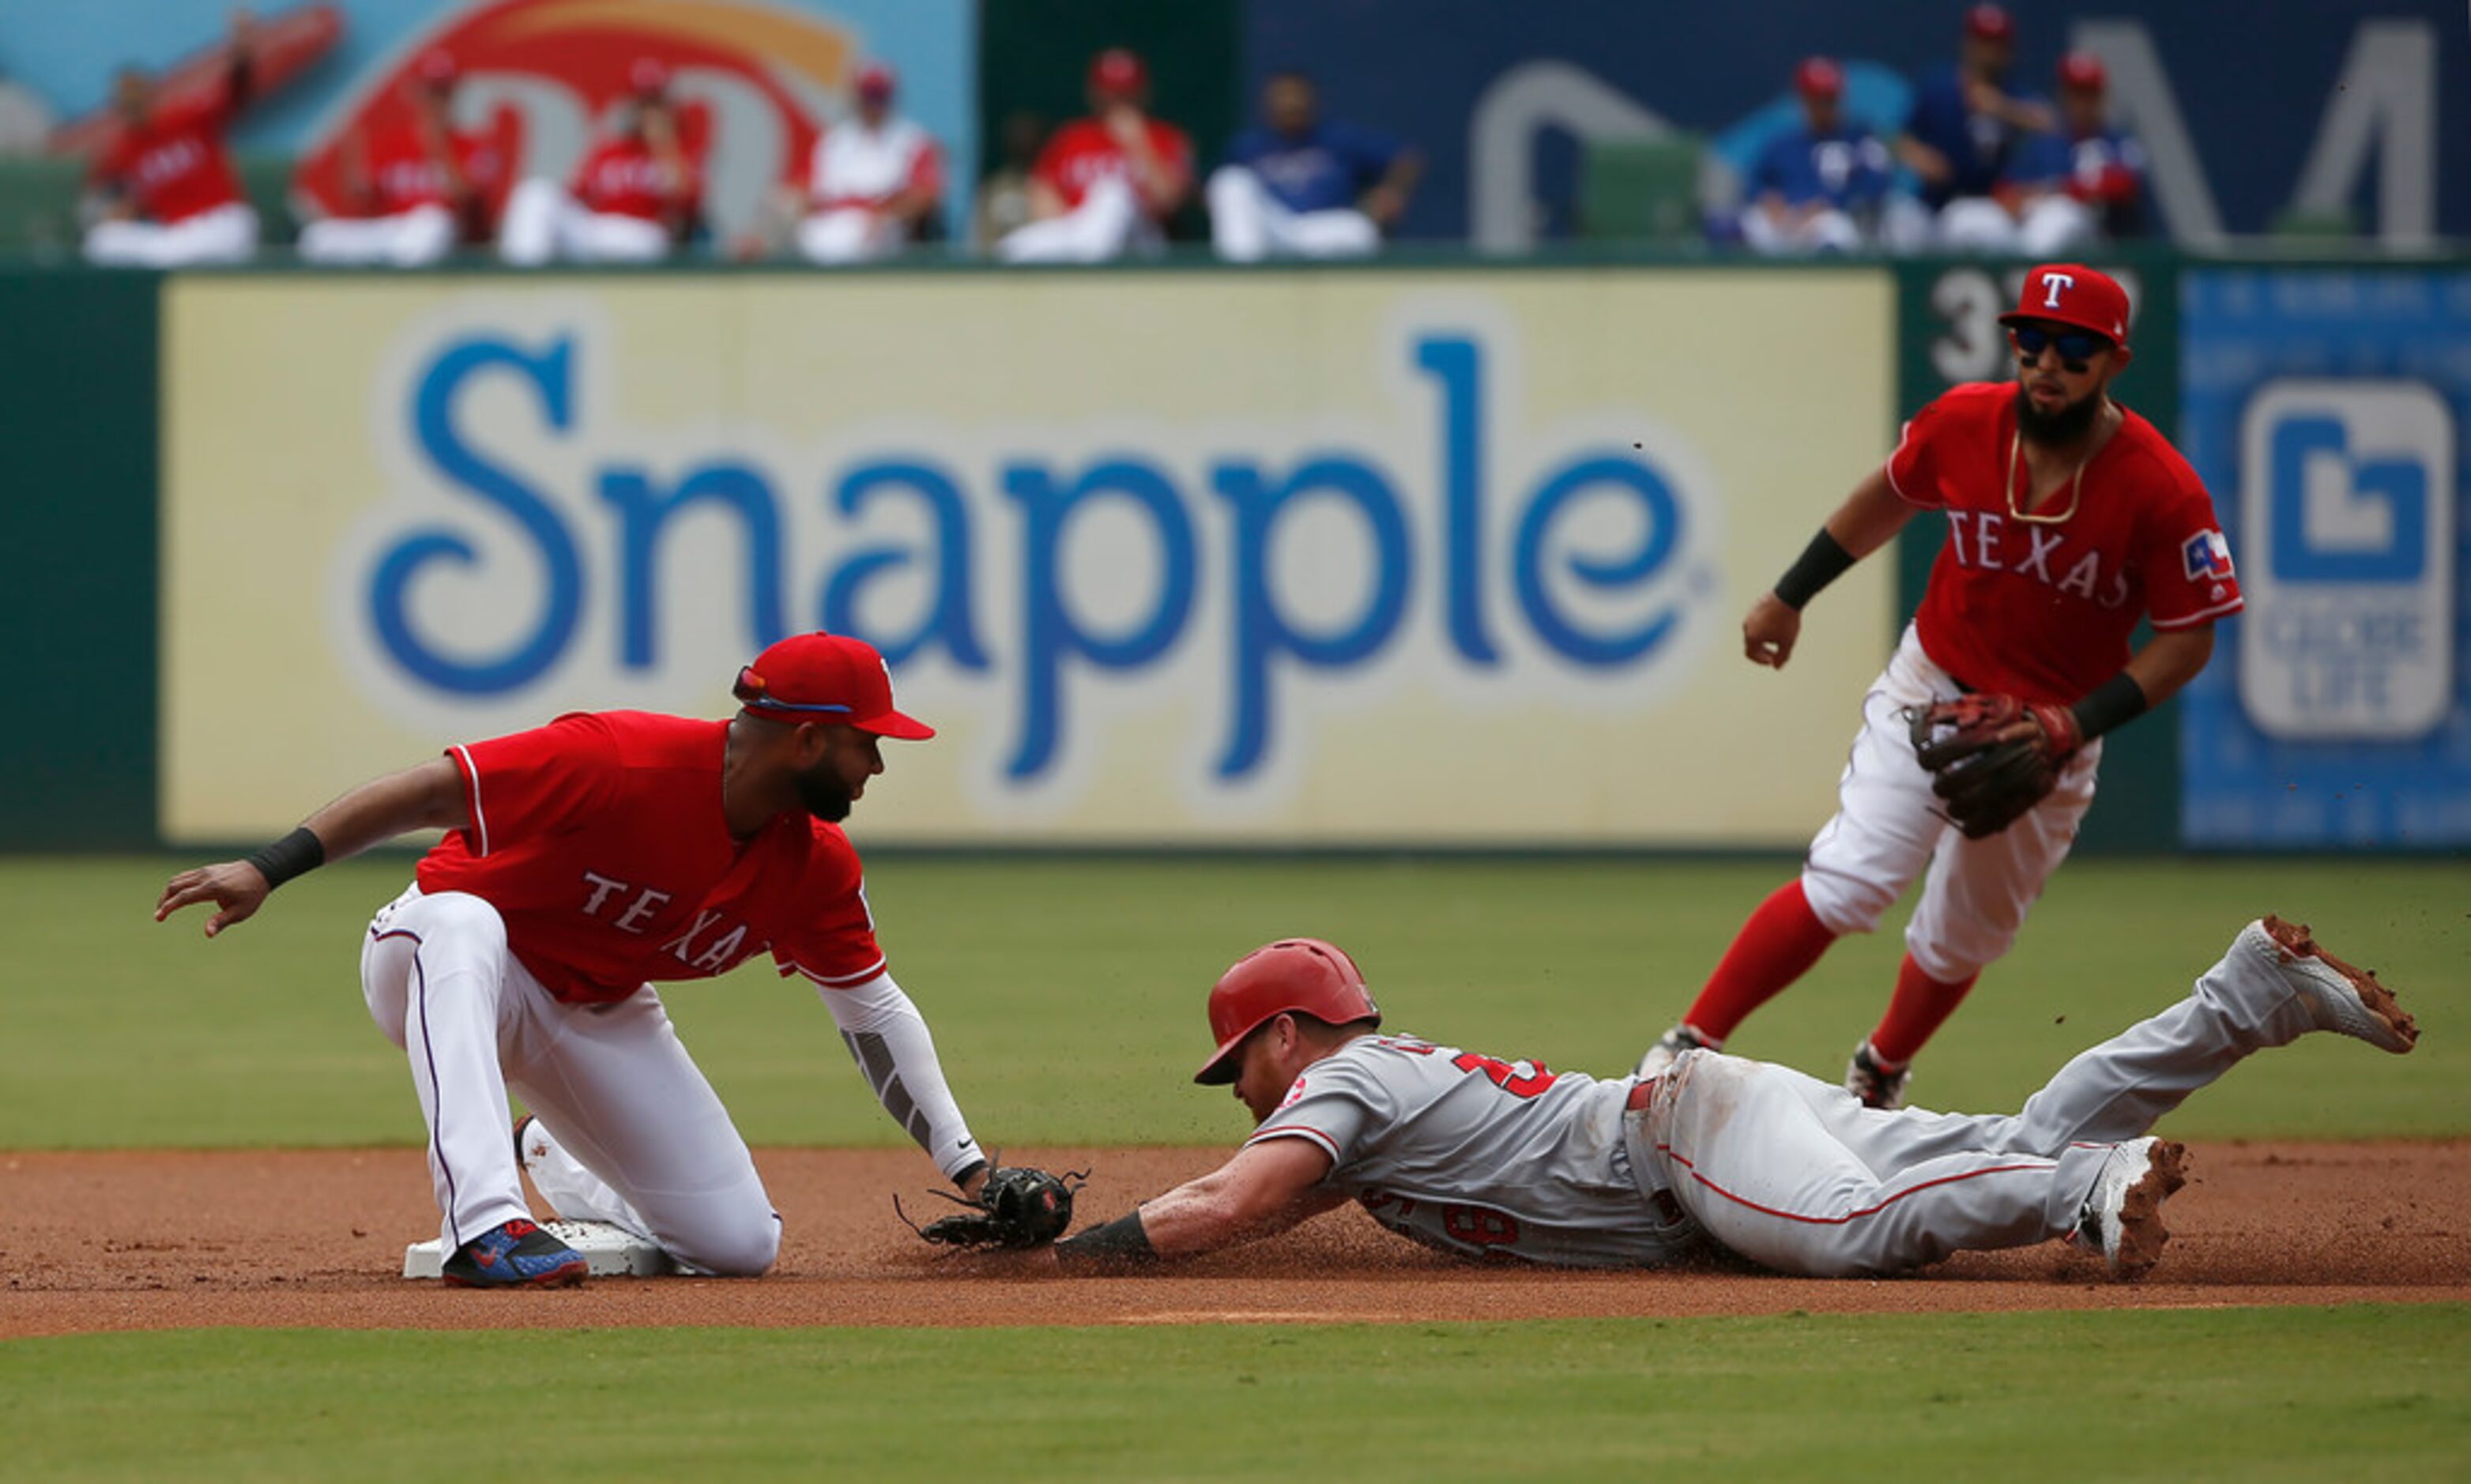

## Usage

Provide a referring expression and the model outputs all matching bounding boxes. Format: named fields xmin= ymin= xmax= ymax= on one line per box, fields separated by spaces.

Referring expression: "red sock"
xmin=1866 ymin=955 xmax=1981 ymax=1067
xmin=1681 ymin=879 xmax=1840 ymax=1042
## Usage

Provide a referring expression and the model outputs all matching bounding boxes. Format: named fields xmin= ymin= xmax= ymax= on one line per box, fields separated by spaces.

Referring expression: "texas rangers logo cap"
xmin=733 ymin=632 xmax=936 ymax=740
xmin=1998 ymin=262 xmax=2132 ymax=348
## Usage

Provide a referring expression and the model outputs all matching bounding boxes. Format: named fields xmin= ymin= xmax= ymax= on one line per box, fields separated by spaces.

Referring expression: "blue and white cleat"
xmin=440 ymin=1218 xmax=588 ymax=1289
xmin=2252 ymin=917 xmax=2420 ymax=1054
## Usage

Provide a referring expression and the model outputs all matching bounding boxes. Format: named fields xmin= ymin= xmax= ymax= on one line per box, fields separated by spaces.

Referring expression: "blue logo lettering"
xmin=2268 ymin=414 xmax=2428 ymax=582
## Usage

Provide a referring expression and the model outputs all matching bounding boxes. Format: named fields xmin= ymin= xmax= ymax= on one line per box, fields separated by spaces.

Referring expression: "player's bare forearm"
xmin=1133 ymin=1139 xmax=1340 ymax=1257
xmin=155 ymin=757 xmax=469 ymax=935
xmin=1822 ymin=467 xmax=1921 ymax=559
xmin=2119 ymin=625 xmax=2217 ymax=709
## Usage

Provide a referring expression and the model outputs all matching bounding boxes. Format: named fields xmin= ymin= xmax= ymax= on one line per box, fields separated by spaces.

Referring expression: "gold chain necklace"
xmin=2005 ymin=432 xmax=2085 ymax=525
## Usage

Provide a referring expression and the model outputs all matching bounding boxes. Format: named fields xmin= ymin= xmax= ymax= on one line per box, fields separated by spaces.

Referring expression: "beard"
xmin=2015 ymin=382 xmax=2104 ymax=446
xmin=794 ymin=764 xmax=855 ymax=822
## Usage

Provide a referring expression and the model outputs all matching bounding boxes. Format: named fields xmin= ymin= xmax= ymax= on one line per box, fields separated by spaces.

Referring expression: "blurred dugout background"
xmin=0 ymin=0 xmax=2464 ymax=861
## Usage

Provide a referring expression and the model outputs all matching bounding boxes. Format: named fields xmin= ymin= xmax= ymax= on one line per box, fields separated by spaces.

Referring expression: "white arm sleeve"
xmin=818 ymin=970 xmax=986 ymax=1185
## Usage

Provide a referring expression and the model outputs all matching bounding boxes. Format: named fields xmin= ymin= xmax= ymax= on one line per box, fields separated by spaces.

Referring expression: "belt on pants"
xmin=1622 ymin=1078 xmax=1687 ymax=1226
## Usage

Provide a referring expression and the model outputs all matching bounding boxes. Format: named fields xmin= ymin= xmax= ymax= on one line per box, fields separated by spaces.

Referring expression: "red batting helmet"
xmin=1194 ymin=938 xmax=1381 ymax=1085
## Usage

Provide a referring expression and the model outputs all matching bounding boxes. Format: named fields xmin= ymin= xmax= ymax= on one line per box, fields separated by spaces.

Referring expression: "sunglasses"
xmin=733 ymin=666 xmax=851 ymax=714
xmin=2010 ymin=323 xmax=2112 ymax=371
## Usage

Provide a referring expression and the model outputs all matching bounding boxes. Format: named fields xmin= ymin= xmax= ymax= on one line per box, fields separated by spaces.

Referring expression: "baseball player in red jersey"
xmin=997 ymin=48 xmax=1194 ymax=264
xmin=1652 ymin=264 xmax=2243 ymax=1109
xmin=298 ymin=51 xmax=501 ymax=266
xmin=499 ymin=58 xmax=701 ymax=266
xmin=82 ymin=12 xmax=260 ymax=267
xmin=157 ymin=633 xmax=1026 ymax=1286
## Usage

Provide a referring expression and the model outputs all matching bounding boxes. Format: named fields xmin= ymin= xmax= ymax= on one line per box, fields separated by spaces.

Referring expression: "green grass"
xmin=7 ymin=854 xmax=2465 ymax=1148
xmin=2 ymin=1309 xmax=2465 ymax=1480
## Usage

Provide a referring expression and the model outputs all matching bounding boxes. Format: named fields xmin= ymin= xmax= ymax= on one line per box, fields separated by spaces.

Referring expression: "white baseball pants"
xmin=1639 ymin=920 xmax=2334 ymax=1275
xmin=1800 ymin=623 xmax=2101 ymax=983
xmin=497 ymin=179 xmax=671 ymax=266
xmin=297 ymin=204 xmax=458 ymax=266
xmin=83 ymin=202 xmax=258 ymax=266
xmin=1204 ymin=166 xmax=1380 ymax=262
xmin=997 ymin=176 xmax=1158 ymax=263
xmin=796 ymin=206 xmax=903 ymax=263
xmin=1738 ymin=202 xmax=1864 ymax=256
xmin=360 ymin=883 xmax=779 ymax=1274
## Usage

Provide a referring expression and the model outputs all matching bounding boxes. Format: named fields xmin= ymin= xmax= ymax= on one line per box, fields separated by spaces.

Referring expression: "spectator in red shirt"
xmin=298 ymin=51 xmax=502 ymax=266
xmin=82 ymin=11 xmax=260 ymax=267
xmin=499 ymin=58 xmax=701 ymax=266
xmin=998 ymin=47 xmax=1193 ymax=263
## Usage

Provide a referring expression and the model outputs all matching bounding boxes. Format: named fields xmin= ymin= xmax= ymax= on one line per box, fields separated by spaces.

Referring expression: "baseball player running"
xmin=1655 ymin=262 xmax=2242 ymax=1111
xmin=158 ymin=632 xmax=1033 ymax=1286
xmin=1037 ymin=921 xmax=2414 ymax=1279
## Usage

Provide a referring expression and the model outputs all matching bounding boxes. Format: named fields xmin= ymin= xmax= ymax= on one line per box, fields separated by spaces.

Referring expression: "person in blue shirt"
xmin=1891 ymin=2 xmax=2054 ymax=250
xmin=1208 ymin=71 xmax=1422 ymax=261
xmin=2002 ymin=52 xmax=2149 ymax=254
xmin=1742 ymin=58 xmax=1895 ymax=255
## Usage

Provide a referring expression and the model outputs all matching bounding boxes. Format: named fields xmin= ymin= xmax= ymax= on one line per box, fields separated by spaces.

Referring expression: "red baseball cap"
xmin=1964 ymin=3 xmax=2016 ymax=41
xmin=854 ymin=62 xmax=895 ymax=102
xmin=1795 ymin=57 xmax=1844 ymax=100
xmin=1998 ymin=262 xmax=2132 ymax=347
xmin=2057 ymin=51 xmax=2107 ymax=92
xmin=1089 ymin=47 xmax=1147 ymax=97
xmin=414 ymin=50 xmax=459 ymax=88
xmin=629 ymin=57 xmax=671 ymax=97
xmin=733 ymin=633 xmax=935 ymax=740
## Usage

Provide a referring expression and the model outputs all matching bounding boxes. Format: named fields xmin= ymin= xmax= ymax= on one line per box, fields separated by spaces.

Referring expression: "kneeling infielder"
xmin=159 ymin=632 xmax=1049 ymax=1286
xmin=1034 ymin=919 xmax=2415 ymax=1279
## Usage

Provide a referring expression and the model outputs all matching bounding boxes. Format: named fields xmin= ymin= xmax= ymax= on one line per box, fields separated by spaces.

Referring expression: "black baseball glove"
xmin=904 ymin=1166 xmax=1085 ymax=1250
xmin=1906 ymin=694 xmax=2082 ymax=839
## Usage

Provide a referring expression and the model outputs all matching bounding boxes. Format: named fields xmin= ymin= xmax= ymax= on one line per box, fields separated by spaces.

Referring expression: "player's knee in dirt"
xmin=667 ymin=1208 xmax=780 ymax=1277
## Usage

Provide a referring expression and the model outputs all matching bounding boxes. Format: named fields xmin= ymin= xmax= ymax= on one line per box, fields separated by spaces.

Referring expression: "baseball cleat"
xmin=1633 ymin=1023 xmax=1716 ymax=1079
xmin=2074 ymin=1137 xmax=2187 ymax=1280
xmin=440 ymin=1218 xmax=588 ymax=1289
xmin=2250 ymin=917 xmax=2419 ymax=1054
xmin=1844 ymin=1040 xmax=1910 ymax=1111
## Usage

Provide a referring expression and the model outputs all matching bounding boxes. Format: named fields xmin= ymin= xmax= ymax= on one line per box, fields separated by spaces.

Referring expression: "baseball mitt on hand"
xmin=905 ymin=1166 xmax=1084 ymax=1250
xmin=1906 ymin=694 xmax=2082 ymax=840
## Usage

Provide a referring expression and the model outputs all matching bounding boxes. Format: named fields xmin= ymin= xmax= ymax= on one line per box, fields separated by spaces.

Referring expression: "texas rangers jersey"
xmin=1246 ymin=1035 xmax=1696 ymax=1267
xmin=416 ymin=711 xmax=884 ymax=1004
xmin=93 ymin=87 xmax=244 ymax=224
xmin=1902 ymin=65 xmax=2027 ymax=206
xmin=1032 ymin=116 xmax=1193 ymax=213
xmin=1223 ymin=119 xmax=1401 ymax=213
xmin=1748 ymin=122 xmax=1893 ymax=210
xmin=357 ymin=126 xmax=501 ymax=218
xmin=1888 ymin=381 xmax=2242 ymax=702
xmin=805 ymin=116 xmax=943 ymax=209
xmin=571 ymin=136 xmax=698 ymax=220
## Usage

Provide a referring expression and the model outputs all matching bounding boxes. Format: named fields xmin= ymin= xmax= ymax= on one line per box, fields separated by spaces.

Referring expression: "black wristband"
xmin=2070 ymin=671 xmax=2149 ymax=743
xmin=1053 ymin=1208 xmax=1156 ymax=1271
xmin=244 ymin=827 xmax=325 ymax=891
xmin=1772 ymin=527 xmax=1856 ymax=611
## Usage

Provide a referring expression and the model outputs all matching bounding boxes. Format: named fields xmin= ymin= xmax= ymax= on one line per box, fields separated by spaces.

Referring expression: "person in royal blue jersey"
xmin=2000 ymin=52 xmax=2149 ymax=256
xmin=1890 ymin=2 xmax=2054 ymax=250
xmin=1741 ymin=58 xmax=1895 ymax=256
xmin=1207 ymin=71 xmax=1422 ymax=262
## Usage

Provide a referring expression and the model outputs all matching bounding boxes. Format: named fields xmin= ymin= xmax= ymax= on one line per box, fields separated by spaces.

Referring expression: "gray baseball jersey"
xmin=1245 ymin=1034 xmax=1699 ymax=1267
xmin=1250 ymin=924 xmax=2357 ymax=1277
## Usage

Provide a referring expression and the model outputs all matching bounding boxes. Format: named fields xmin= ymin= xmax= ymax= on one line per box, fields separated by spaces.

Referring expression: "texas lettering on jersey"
xmin=416 ymin=710 xmax=883 ymax=1004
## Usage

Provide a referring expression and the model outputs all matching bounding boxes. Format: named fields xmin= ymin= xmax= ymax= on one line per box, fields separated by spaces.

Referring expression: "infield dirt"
xmin=2 ymin=1141 xmax=2463 ymax=1337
